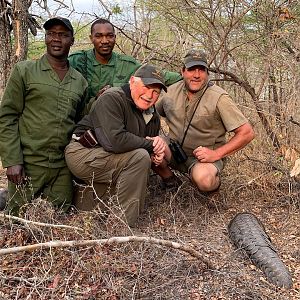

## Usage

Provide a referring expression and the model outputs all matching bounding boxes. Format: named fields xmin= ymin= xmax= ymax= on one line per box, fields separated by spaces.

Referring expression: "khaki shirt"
xmin=0 ymin=55 xmax=88 ymax=168
xmin=156 ymin=81 xmax=248 ymax=156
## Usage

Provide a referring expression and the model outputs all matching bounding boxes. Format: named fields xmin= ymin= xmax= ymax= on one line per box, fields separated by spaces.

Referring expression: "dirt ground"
xmin=0 ymin=153 xmax=299 ymax=299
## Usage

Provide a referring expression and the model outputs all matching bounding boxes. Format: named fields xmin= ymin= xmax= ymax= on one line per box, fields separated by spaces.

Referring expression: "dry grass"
xmin=0 ymin=147 xmax=299 ymax=299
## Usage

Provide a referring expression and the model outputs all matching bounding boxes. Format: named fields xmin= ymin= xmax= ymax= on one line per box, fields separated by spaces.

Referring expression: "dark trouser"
xmin=7 ymin=164 xmax=73 ymax=216
xmin=65 ymin=141 xmax=151 ymax=227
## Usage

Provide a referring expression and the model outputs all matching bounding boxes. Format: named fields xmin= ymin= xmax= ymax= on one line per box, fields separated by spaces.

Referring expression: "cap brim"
xmin=185 ymin=61 xmax=208 ymax=69
xmin=141 ymin=78 xmax=167 ymax=92
xmin=43 ymin=18 xmax=73 ymax=34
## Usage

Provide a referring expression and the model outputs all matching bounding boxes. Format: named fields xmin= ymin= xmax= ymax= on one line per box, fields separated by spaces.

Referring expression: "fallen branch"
xmin=0 ymin=213 xmax=84 ymax=232
xmin=0 ymin=236 xmax=214 ymax=269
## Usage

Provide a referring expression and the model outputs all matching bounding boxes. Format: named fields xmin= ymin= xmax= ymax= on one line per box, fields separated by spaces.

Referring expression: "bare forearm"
xmin=215 ymin=133 xmax=253 ymax=158
xmin=193 ymin=123 xmax=255 ymax=163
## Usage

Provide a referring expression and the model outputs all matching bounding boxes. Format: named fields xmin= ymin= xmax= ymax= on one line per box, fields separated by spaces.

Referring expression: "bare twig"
xmin=289 ymin=116 xmax=300 ymax=128
xmin=0 ymin=236 xmax=215 ymax=269
xmin=210 ymin=66 xmax=280 ymax=150
xmin=0 ymin=213 xmax=84 ymax=232
xmin=53 ymin=0 xmax=69 ymax=9
xmin=97 ymin=0 xmax=112 ymax=17
xmin=242 ymin=155 xmax=287 ymax=174
xmin=1 ymin=274 xmax=38 ymax=286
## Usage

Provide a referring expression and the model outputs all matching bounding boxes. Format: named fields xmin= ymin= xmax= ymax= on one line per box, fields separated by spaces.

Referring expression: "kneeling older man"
xmin=65 ymin=64 xmax=167 ymax=227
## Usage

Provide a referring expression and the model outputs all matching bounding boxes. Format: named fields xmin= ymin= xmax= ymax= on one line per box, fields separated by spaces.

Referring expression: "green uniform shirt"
xmin=68 ymin=49 xmax=182 ymax=102
xmin=0 ymin=55 xmax=88 ymax=169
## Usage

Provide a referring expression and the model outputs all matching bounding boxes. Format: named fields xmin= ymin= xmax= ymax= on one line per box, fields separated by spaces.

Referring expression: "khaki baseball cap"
xmin=43 ymin=17 xmax=74 ymax=35
xmin=183 ymin=49 xmax=208 ymax=69
xmin=134 ymin=64 xmax=167 ymax=92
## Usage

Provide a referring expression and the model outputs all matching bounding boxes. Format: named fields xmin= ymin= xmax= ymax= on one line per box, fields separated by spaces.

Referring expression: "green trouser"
xmin=7 ymin=164 xmax=73 ymax=216
xmin=65 ymin=141 xmax=151 ymax=227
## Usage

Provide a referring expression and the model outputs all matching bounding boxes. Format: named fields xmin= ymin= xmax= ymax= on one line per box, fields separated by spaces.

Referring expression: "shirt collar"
xmin=41 ymin=54 xmax=53 ymax=71
xmin=41 ymin=54 xmax=77 ymax=79
xmin=91 ymin=50 xmax=116 ymax=66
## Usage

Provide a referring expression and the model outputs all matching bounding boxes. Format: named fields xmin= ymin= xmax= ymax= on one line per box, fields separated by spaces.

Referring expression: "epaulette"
xmin=117 ymin=53 xmax=139 ymax=64
xmin=69 ymin=50 xmax=88 ymax=58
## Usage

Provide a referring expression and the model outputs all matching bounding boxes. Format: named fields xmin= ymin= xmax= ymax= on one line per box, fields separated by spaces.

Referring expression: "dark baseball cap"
xmin=134 ymin=64 xmax=167 ymax=92
xmin=43 ymin=17 xmax=74 ymax=35
xmin=183 ymin=49 xmax=208 ymax=69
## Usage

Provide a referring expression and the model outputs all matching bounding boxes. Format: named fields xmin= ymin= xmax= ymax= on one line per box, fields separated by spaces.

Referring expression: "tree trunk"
xmin=0 ymin=0 xmax=30 ymax=94
xmin=12 ymin=0 xmax=30 ymax=63
xmin=0 ymin=0 xmax=13 ymax=92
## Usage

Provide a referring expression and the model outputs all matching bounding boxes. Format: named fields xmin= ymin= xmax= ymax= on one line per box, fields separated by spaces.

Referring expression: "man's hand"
xmin=151 ymin=152 xmax=165 ymax=166
xmin=193 ymin=146 xmax=220 ymax=163
xmin=96 ymin=85 xmax=111 ymax=98
xmin=6 ymin=164 xmax=25 ymax=185
xmin=147 ymin=136 xmax=167 ymax=166
xmin=146 ymin=136 xmax=166 ymax=155
xmin=193 ymin=123 xmax=255 ymax=163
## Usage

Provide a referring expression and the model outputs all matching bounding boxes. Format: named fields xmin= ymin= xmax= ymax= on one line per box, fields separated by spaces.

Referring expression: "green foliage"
xmin=28 ymin=39 xmax=46 ymax=59
xmin=112 ymin=4 xmax=122 ymax=15
xmin=71 ymin=20 xmax=93 ymax=53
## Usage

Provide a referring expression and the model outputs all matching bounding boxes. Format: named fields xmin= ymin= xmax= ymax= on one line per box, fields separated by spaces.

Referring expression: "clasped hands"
xmin=146 ymin=136 xmax=167 ymax=166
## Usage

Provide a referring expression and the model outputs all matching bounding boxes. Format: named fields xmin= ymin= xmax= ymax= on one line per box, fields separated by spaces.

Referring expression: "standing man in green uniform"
xmin=68 ymin=18 xmax=181 ymax=106
xmin=0 ymin=17 xmax=88 ymax=215
xmin=155 ymin=49 xmax=255 ymax=192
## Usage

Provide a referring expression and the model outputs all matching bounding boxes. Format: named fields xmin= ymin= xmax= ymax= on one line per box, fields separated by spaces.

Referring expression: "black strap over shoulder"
xmin=180 ymin=81 xmax=212 ymax=147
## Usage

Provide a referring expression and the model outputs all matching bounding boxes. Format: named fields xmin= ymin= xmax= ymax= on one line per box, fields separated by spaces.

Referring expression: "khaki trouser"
xmin=65 ymin=141 xmax=151 ymax=227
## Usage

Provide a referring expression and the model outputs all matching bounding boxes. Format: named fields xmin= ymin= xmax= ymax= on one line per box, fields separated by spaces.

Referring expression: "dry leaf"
xmin=283 ymin=147 xmax=298 ymax=164
xmin=290 ymin=158 xmax=300 ymax=177
xmin=130 ymin=264 xmax=137 ymax=274
xmin=156 ymin=217 xmax=165 ymax=225
xmin=48 ymin=274 xmax=61 ymax=289
xmin=190 ymin=291 xmax=202 ymax=300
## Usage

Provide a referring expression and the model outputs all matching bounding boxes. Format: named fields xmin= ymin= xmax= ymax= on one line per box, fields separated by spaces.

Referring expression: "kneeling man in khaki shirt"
xmin=155 ymin=49 xmax=255 ymax=192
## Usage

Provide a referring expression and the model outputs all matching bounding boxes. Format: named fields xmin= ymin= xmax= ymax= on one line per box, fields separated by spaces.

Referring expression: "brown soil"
xmin=0 ymin=152 xmax=299 ymax=299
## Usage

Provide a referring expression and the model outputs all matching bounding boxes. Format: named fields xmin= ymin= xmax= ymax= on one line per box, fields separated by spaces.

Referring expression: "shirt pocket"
xmin=189 ymin=113 xmax=219 ymax=147
xmin=163 ymin=100 xmax=185 ymax=125
xmin=59 ymin=92 xmax=81 ymax=120
xmin=19 ymin=95 xmax=49 ymax=141
xmin=112 ymin=71 xmax=131 ymax=87
xmin=193 ymin=112 xmax=216 ymax=129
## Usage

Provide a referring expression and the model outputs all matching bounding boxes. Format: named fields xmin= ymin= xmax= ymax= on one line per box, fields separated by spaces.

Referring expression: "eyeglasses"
xmin=46 ymin=31 xmax=72 ymax=39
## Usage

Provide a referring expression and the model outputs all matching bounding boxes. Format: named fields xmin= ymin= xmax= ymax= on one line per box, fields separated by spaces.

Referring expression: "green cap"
xmin=183 ymin=49 xmax=208 ymax=69
xmin=43 ymin=17 xmax=74 ymax=35
xmin=134 ymin=64 xmax=167 ymax=92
